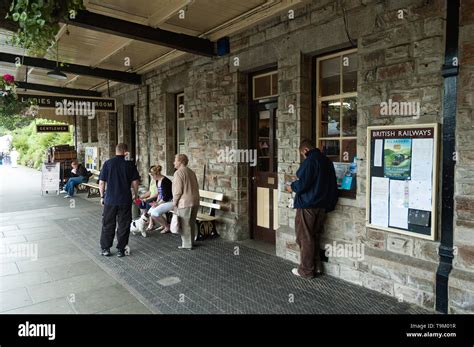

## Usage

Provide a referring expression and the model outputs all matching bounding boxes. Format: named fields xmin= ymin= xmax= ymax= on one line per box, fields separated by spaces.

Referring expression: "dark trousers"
xmin=100 ymin=204 xmax=132 ymax=250
xmin=295 ymin=207 xmax=326 ymax=278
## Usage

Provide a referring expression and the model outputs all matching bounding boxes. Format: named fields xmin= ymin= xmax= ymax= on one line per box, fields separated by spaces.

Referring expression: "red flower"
xmin=3 ymin=74 xmax=14 ymax=84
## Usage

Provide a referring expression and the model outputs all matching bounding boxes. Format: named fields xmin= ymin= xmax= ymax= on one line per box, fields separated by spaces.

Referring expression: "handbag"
xmin=170 ymin=214 xmax=180 ymax=234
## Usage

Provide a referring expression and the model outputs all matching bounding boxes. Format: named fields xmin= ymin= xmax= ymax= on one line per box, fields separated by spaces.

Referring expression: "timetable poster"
xmin=383 ymin=138 xmax=412 ymax=179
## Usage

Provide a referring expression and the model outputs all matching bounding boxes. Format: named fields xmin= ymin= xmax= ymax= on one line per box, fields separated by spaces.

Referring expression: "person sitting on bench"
xmin=137 ymin=165 xmax=159 ymax=215
xmin=61 ymin=160 xmax=90 ymax=198
xmin=147 ymin=165 xmax=173 ymax=233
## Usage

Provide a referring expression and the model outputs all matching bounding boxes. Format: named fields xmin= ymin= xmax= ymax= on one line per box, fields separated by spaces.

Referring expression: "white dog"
xmin=130 ymin=214 xmax=148 ymax=238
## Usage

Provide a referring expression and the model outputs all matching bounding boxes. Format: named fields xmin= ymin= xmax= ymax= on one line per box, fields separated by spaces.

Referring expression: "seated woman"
xmin=61 ymin=160 xmax=90 ymax=198
xmin=138 ymin=165 xmax=159 ymax=214
xmin=147 ymin=165 xmax=173 ymax=233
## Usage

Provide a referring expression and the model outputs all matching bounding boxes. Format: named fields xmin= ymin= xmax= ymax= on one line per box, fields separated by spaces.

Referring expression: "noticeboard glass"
xmin=366 ymin=124 xmax=439 ymax=240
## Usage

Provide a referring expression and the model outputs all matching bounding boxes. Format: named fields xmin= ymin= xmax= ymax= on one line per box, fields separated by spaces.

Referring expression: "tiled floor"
xmin=1 ymin=165 xmax=430 ymax=314
xmin=0 ymin=165 xmax=151 ymax=314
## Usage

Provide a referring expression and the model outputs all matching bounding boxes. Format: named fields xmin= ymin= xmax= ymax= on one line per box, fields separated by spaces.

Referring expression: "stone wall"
xmin=76 ymin=112 xmax=115 ymax=168
xmin=73 ymin=0 xmax=473 ymax=312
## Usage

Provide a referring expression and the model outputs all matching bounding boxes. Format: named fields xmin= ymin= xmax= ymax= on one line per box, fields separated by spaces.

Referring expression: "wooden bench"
xmin=78 ymin=169 xmax=101 ymax=198
xmin=195 ymin=190 xmax=224 ymax=240
xmin=170 ymin=189 xmax=224 ymax=241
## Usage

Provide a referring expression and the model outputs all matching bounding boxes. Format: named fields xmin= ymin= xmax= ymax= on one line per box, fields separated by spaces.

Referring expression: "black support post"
xmin=435 ymin=0 xmax=460 ymax=314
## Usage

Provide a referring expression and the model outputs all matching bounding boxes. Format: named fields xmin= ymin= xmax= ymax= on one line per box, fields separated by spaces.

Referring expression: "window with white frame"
xmin=316 ymin=49 xmax=358 ymax=163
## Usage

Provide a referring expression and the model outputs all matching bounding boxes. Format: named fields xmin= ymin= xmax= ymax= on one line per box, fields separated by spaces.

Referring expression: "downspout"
xmin=435 ymin=0 xmax=460 ymax=314
xmin=74 ymin=114 xmax=78 ymax=151
xmin=146 ymin=84 xmax=151 ymax=185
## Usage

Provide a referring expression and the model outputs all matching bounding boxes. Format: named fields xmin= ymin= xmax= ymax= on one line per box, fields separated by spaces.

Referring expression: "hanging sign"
xmin=36 ymin=125 xmax=70 ymax=133
xmin=17 ymin=94 xmax=116 ymax=112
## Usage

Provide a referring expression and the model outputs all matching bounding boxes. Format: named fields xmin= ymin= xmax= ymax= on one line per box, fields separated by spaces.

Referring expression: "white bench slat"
xmin=82 ymin=182 xmax=99 ymax=188
xmin=199 ymin=201 xmax=221 ymax=210
xmin=199 ymin=190 xmax=223 ymax=201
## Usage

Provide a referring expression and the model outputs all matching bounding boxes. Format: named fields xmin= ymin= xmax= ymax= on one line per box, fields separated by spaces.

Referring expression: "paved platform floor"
xmin=0 ymin=165 xmax=151 ymax=314
xmin=1 ymin=165 xmax=430 ymax=314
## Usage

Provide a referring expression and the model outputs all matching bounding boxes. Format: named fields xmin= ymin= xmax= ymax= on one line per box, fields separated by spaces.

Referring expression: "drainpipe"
xmin=74 ymin=114 xmax=78 ymax=151
xmin=146 ymin=84 xmax=151 ymax=185
xmin=435 ymin=0 xmax=460 ymax=314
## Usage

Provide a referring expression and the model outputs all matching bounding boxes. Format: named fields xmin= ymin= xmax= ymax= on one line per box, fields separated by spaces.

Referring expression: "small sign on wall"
xmin=37 ymin=125 xmax=69 ymax=133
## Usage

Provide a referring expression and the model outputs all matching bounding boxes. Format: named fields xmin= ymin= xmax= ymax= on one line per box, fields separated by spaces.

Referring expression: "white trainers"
xmin=60 ymin=190 xmax=67 ymax=194
xmin=64 ymin=195 xmax=71 ymax=199
xmin=291 ymin=268 xmax=301 ymax=277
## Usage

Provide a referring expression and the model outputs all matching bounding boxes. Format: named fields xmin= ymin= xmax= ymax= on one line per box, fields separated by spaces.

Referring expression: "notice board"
xmin=85 ymin=147 xmax=99 ymax=170
xmin=366 ymin=124 xmax=439 ymax=240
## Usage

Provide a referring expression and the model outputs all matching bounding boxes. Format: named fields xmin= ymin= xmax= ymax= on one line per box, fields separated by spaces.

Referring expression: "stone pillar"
xmin=276 ymin=52 xmax=312 ymax=262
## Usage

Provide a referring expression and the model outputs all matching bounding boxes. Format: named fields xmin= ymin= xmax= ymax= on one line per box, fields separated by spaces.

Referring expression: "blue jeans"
xmin=65 ymin=176 xmax=86 ymax=196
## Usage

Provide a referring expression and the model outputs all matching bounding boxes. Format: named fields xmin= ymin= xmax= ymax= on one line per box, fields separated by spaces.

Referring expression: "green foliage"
xmin=7 ymin=0 xmax=85 ymax=56
xmin=0 ymin=114 xmax=32 ymax=131
xmin=10 ymin=118 xmax=73 ymax=169
xmin=1 ymin=74 xmax=36 ymax=119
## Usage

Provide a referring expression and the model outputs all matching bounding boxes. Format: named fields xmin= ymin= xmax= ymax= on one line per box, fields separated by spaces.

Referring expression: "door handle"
xmin=252 ymin=176 xmax=256 ymax=181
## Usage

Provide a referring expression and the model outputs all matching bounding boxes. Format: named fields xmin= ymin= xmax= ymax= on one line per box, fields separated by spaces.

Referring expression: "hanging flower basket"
xmin=0 ymin=74 xmax=35 ymax=117
xmin=6 ymin=0 xmax=85 ymax=57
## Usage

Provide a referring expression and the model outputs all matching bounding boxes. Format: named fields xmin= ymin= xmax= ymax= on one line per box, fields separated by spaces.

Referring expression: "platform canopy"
xmin=0 ymin=0 xmax=302 ymax=103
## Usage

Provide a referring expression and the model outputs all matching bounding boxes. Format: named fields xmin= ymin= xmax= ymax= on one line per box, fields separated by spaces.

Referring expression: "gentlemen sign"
xmin=18 ymin=94 xmax=116 ymax=112
xmin=36 ymin=125 xmax=70 ymax=133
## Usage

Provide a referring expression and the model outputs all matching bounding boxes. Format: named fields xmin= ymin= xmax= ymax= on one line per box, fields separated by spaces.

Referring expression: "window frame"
xmin=252 ymin=71 xmax=278 ymax=101
xmin=316 ymin=48 xmax=358 ymax=162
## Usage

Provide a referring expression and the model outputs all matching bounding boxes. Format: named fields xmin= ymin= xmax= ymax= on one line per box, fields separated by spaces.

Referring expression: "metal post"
xmin=435 ymin=0 xmax=460 ymax=314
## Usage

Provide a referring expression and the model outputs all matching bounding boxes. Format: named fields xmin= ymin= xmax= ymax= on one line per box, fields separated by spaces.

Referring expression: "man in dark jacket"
xmin=61 ymin=160 xmax=90 ymax=198
xmin=99 ymin=143 xmax=140 ymax=257
xmin=287 ymin=139 xmax=338 ymax=278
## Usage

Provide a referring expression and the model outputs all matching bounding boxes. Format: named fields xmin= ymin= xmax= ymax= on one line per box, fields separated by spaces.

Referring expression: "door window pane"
xmin=273 ymin=108 xmax=278 ymax=172
xmin=321 ymin=57 xmax=340 ymax=96
xmin=258 ymin=110 xmax=270 ymax=172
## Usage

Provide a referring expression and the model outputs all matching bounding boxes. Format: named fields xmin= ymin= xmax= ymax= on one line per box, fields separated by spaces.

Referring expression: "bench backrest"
xmin=89 ymin=169 xmax=100 ymax=183
xmin=199 ymin=190 xmax=224 ymax=216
